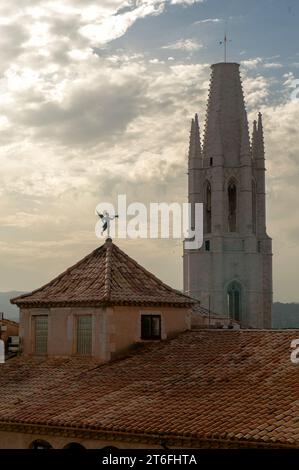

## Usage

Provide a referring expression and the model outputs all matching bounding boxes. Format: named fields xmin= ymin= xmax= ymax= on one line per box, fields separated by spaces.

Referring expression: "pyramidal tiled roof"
xmin=11 ymin=239 xmax=194 ymax=308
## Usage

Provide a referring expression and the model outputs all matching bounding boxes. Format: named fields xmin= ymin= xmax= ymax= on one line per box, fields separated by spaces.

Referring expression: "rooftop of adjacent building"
xmin=1 ymin=328 xmax=299 ymax=448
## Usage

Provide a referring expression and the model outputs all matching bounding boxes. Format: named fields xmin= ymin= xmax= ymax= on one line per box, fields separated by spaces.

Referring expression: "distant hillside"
xmin=0 ymin=292 xmax=24 ymax=322
xmin=272 ymin=302 xmax=299 ymax=329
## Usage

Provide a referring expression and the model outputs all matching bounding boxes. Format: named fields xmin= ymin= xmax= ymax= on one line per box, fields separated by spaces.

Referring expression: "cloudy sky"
xmin=0 ymin=0 xmax=298 ymax=302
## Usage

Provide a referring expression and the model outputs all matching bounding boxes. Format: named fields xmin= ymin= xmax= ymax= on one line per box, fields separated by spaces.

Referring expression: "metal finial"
xmin=219 ymin=22 xmax=232 ymax=63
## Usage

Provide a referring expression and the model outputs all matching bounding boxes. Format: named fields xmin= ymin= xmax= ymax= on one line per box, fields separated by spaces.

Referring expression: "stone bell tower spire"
xmin=183 ymin=62 xmax=273 ymax=329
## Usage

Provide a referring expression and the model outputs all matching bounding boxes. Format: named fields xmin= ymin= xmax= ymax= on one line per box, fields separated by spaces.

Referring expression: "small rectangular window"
xmin=141 ymin=315 xmax=161 ymax=340
xmin=258 ymin=241 xmax=262 ymax=253
xmin=210 ymin=157 xmax=213 ymax=166
xmin=76 ymin=316 xmax=92 ymax=355
xmin=205 ymin=240 xmax=210 ymax=251
xmin=34 ymin=316 xmax=48 ymax=354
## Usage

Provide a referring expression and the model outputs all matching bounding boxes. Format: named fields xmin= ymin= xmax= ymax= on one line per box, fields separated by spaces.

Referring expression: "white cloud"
xmin=194 ymin=18 xmax=222 ymax=24
xmin=242 ymin=74 xmax=270 ymax=108
xmin=149 ymin=58 xmax=164 ymax=64
xmin=79 ymin=1 xmax=205 ymax=45
xmin=263 ymin=62 xmax=283 ymax=69
xmin=162 ymin=38 xmax=203 ymax=51
xmin=80 ymin=2 xmax=164 ymax=45
xmin=242 ymin=57 xmax=283 ymax=70
xmin=242 ymin=57 xmax=263 ymax=69
xmin=170 ymin=0 xmax=204 ymax=3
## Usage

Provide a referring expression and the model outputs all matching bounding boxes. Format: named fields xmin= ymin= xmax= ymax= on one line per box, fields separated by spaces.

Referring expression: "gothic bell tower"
xmin=183 ymin=62 xmax=273 ymax=328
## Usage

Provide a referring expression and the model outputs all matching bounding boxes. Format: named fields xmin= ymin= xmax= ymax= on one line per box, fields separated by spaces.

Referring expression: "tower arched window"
xmin=228 ymin=181 xmax=237 ymax=232
xmin=252 ymin=180 xmax=257 ymax=234
xmin=227 ymin=281 xmax=242 ymax=322
xmin=205 ymin=182 xmax=212 ymax=233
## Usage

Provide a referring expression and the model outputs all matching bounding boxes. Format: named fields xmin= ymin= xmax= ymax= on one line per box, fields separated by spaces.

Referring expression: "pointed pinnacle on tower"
xmin=240 ymin=110 xmax=251 ymax=158
xmin=251 ymin=119 xmax=258 ymax=159
xmin=188 ymin=113 xmax=202 ymax=167
xmin=257 ymin=112 xmax=265 ymax=158
xmin=194 ymin=113 xmax=201 ymax=148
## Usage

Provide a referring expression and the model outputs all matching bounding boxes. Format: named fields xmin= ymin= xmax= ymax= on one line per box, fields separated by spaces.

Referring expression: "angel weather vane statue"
xmin=96 ymin=210 xmax=118 ymax=238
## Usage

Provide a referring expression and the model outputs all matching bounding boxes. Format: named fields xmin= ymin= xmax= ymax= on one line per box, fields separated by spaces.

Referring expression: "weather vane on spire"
xmin=219 ymin=22 xmax=232 ymax=63
xmin=96 ymin=210 xmax=118 ymax=239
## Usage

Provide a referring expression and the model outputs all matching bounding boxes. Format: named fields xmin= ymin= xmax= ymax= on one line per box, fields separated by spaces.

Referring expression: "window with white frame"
xmin=34 ymin=316 xmax=48 ymax=354
xmin=76 ymin=315 xmax=92 ymax=355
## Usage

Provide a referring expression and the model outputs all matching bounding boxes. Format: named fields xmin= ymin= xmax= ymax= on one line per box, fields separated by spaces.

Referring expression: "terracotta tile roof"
xmin=11 ymin=239 xmax=194 ymax=308
xmin=0 ymin=330 xmax=299 ymax=447
xmin=0 ymin=318 xmax=19 ymax=328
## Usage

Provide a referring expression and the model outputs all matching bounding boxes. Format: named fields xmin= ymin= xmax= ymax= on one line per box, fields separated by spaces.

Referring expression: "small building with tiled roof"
xmin=0 ymin=317 xmax=19 ymax=354
xmin=11 ymin=239 xmax=194 ymax=361
xmin=1 ymin=329 xmax=299 ymax=449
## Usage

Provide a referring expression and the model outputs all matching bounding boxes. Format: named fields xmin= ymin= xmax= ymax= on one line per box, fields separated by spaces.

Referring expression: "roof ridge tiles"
xmin=103 ymin=238 xmax=113 ymax=301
